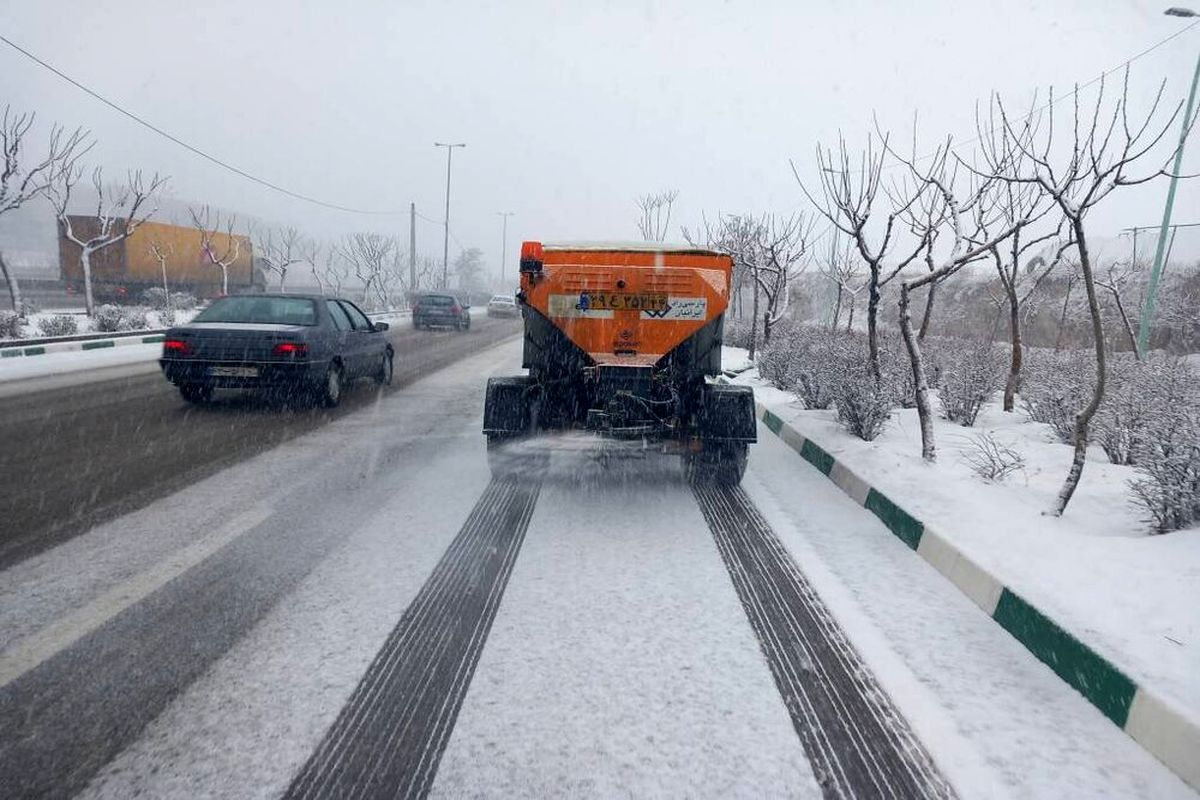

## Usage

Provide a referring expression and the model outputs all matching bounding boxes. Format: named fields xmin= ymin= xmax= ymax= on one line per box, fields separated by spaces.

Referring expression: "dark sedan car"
xmin=159 ymin=294 xmax=394 ymax=407
xmin=412 ymin=292 xmax=471 ymax=330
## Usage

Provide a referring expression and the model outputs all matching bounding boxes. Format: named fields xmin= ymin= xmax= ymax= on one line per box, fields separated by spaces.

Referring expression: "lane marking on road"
xmin=693 ymin=483 xmax=955 ymax=800
xmin=285 ymin=478 xmax=539 ymax=800
xmin=0 ymin=503 xmax=273 ymax=689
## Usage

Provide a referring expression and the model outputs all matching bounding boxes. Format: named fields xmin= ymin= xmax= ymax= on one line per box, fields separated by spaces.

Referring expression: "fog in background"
xmin=2 ymin=0 xmax=1197 ymax=286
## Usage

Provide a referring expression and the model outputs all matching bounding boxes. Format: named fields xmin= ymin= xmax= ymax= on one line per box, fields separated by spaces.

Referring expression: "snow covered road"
xmin=0 ymin=338 xmax=1192 ymax=798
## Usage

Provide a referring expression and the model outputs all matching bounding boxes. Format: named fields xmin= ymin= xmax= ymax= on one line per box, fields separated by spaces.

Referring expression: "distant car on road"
xmin=412 ymin=292 xmax=471 ymax=331
xmin=486 ymin=294 xmax=519 ymax=317
xmin=159 ymin=294 xmax=394 ymax=407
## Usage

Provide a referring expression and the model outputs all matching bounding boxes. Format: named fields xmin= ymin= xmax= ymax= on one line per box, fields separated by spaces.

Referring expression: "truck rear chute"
xmin=484 ymin=241 xmax=757 ymax=484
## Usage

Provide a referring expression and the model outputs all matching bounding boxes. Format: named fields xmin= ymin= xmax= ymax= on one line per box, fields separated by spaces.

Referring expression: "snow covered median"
xmin=729 ymin=354 xmax=1199 ymax=788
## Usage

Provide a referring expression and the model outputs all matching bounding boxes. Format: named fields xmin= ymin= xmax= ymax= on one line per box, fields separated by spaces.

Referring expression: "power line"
xmin=941 ymin=18 xmax=1200 ymax=157
xmin=0 ymin=32 xmax=405 ymax=216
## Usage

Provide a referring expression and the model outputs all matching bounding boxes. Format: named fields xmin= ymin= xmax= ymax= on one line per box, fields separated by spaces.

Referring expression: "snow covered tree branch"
xmin=0 ymin=106 xmax=92 ymax=316
xmin=48 ymin=167 xmax=167 ymax=315
xmin=189 ymin=205 xmax=242 ymax=297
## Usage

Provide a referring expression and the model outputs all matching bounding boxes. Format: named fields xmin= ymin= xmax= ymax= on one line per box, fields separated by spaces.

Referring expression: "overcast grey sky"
xmin=2 ymin=0 xmax=1198 ymax=277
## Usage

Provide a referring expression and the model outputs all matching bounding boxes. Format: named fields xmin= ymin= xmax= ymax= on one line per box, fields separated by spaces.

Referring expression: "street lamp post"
xmin=1137 ymin=6 xmax=1199 ymax=354
xmin=434 ymin=142 xmax=466 ymax=289
xmin=496 ymin=211 xmax=514 ymax=285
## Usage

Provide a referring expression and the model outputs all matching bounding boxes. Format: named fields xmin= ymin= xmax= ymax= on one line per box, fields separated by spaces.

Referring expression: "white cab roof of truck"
xmin=542 ymin=241 xmax=719 ymax=255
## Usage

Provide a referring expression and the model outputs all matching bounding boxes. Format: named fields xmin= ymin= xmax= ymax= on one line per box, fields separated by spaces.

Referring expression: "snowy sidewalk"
xmin=731 ymin=367 xmax=1200 ymax=792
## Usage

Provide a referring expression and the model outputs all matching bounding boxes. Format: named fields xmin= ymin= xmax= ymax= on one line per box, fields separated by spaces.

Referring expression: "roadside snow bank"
xmin=734 ymin=368 xmax=1200 ymax=732
xmin=721 ymin=345 xmax=753 ymax=374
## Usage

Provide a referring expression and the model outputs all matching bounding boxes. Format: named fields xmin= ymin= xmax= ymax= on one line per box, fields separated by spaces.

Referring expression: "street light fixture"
xmin=496 ymin=211 xmax=515 ymax=285
xmin=434 ymin=142 xmax=466 ymax=289
xmin=1137 ymin=6 xmax=1199 ymax=354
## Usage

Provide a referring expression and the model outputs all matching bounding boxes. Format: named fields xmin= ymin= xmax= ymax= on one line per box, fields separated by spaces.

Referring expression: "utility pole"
xmin=434 ymin=142 xmax=466 ymax=289
xmin=1137 ymin=6 xmax=1199 ymax=355
xmin=409 ymin=202 xmax=417 ymax=294
xmin=496 ymin=211 xmax=514 ymax=285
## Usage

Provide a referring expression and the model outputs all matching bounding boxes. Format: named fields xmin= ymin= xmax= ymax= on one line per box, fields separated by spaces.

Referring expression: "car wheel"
xmin=462 ymin=315 xmax=471 ymax=331
xmin=318 ymin=364 xmax=343 ymax=408
xmin=179 ymin=383 xmax=213 ymax=405
xmin=375 ymin=350 xmax=394 ymax=386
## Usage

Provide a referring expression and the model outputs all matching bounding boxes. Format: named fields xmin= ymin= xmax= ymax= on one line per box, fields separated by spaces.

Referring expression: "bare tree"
xmin=982 ymin=175 xmax=1074 ymax=410
xmin=300 ymin=238 xmax=324 ymax=293
xmin=339 ymin=233 xmax=396 ymax=308
xmin=635 ymin=189 xmax=679 ymax=242
xmin=796 ymin=132 xmax=928 ymax=381
xmin=254 ymin=225 xmax=303 ymax=292
xmin=316 ymin=244 xmax=348 ymax=296
xmin=1095 ymin=257 xmax=1143 ymax=355
xmin=1053 ymin=261 xmax=1084 ymax=351
xmin=687 ymin=213 xmax=810 ymax=357
xmin=819 ymin=233 xmax=867 ymax=332
xmin=147 ymin=235 xmax=174 ymax=307
xmin=0 ymin=107 xmax=91 ymax=314
xmin=892 ymin=135 xmax=1045 ymax=462
xmin=189 ymin=205 xmax=242 ymax=296
xmin=981 ymin=69 xmax=1192 ymax=515
xmin=48 ymin=167 xmax=167 ymax=315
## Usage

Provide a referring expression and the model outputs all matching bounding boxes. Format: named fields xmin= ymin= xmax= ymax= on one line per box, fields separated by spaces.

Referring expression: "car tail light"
xmin=451 ymin=304 xmax=461 ymax=313
xmin=163 ymin=338 xmax=191 ymax=355
xmin=273 ymin=342 xmax=308 ymax=357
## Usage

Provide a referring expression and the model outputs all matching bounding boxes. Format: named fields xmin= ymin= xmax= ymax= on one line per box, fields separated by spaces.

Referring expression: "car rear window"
xmin=420 ymin=295 xmax=455 ymax=306
xmin=193 ymin=297 xmax=318 ymax=325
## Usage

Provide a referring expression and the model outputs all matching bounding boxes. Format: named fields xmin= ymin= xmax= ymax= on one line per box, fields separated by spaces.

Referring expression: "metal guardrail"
xmin=0 ymin=310 xmax=410 ymax=352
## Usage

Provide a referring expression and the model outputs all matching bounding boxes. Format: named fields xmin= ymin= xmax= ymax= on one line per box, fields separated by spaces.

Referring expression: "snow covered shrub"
xmin=1020 ymin=349 xmax=1096 ymax=443
xmin=37 ymin=314 xmax=78 ymax=337
xmin=757 ymin=331 xmax=799 ymax=389
xmin=833 ymin=368 xmax=894 ymax=441
xmin=94 ymin=304 xmax=125 ymax=332
xmin=170 ymin=291 xmax=198 ymax=310
xmin=754 ymin=326 xmax=861 ymax=410
xmin=0 ymin=310 xmax=22 ymax=339
xmin=961 ymin=432 xmax=1025 ymax=482
xmin=1092 ymin=356 xmax=1188 ymax=465
xmin=1130 ymin=405 xmax=1200 ymax=534
xmin=937 ymin=342 xmax=1004 ymax=426
xmin=159 ymin=307 xmax=176 ymax=327
xmin=116 ymin=306 xmax=150 ymax=331
xmin=141 ymin=287 xmax=169 ymax=310
xmin=792 ymin=328 xmax=863 ymax=410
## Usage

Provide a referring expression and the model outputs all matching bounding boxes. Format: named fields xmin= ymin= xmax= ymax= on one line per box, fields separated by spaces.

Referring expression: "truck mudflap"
xmin=697 ymin=383 xmax=758 ymax=442
xmin=483 ymin=375 xmax=536 ymax=435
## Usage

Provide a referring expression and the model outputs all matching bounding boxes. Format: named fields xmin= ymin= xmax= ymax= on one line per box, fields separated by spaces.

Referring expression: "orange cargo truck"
xmin=483 ymin=241 xmax=757 ymax=483
xmin=58 ymin=218 xmax=259 ymax=301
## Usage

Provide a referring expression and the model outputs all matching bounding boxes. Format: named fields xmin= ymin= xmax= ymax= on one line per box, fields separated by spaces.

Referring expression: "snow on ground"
xmin=734 ymin=368 xmax=1200 ymax=729
xmin=432 ymin=471 xmax=819 ymax=799
xmin=0 ymin=342 xmax=163 ymax=384
xmin=70 ymin=343 xmax=515 ymax=799
xmin=721 ymin=345 xmax=753 ymax=374
xmin=744 ymin=420 xmax=1194 ymax=799
xmin=4 ymin=308 xmax=199 ymax=342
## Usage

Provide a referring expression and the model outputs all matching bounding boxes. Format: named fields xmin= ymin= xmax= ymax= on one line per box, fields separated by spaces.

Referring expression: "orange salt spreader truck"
xmin=482 ymin=241 xmax=757 ymax=483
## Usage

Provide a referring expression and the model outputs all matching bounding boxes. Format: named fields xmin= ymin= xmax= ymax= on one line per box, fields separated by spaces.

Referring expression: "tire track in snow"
xmin=285 ymin=477 xmax=540 ymax=800
xmin=693 ymin=483 xmax=955 ymax=800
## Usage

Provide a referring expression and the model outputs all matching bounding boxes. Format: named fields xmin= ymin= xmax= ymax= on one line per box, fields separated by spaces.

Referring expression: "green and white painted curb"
xmin=0 ymin=334 xmax=166 ymax=359
xmin=754 ymin=400 xmax=1200 ymax=792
